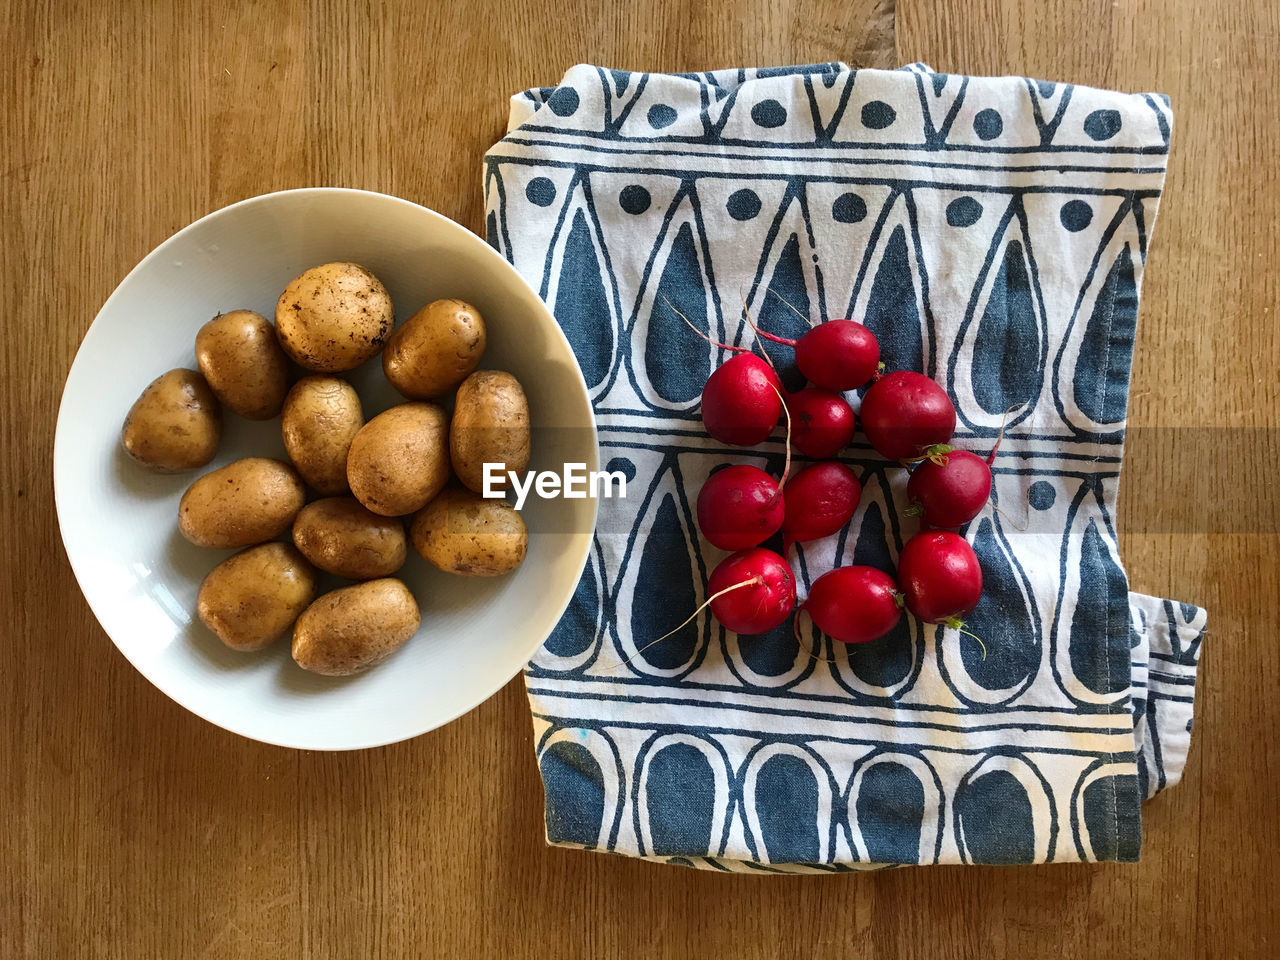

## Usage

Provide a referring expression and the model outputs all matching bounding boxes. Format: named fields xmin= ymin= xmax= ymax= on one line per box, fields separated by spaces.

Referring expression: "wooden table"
xmin=4 ymin=1 xmax=1276 ymax=956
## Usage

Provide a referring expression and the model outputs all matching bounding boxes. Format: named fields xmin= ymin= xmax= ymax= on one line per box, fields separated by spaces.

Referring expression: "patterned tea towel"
xmin=483 ymin=62 xmax=1207 ymax=870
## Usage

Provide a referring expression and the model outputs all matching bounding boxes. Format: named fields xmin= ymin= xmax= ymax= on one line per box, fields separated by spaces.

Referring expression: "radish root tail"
xmin=609 ymin=577 xmax=762 ymax=670
xmin=739 ymin=287 xmax=797 ymax=348
xmin=793 ymin=610 xmax=837 ymax=663
xmin=987 ymin=402 xmax=1024 ymax=464
xmin=766 ymin=287 xmax=816 ymax=328
xmin=664 ymin=297 xmax=745 ymax=355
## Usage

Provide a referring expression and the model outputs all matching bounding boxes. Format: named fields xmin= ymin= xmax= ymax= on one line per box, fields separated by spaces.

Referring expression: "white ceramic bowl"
xmin=55 ymin=188 xmax=597 ymax=750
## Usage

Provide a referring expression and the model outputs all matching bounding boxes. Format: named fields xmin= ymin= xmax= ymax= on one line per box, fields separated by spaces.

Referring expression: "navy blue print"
xmin=946 ymin=196 xmax=983 ymax=227
xmin=973 ymin=108 xmax=1004 ymax=140
xmin=620 ymin=185 xmax=652 ymax=214
xmin=972 ymin=240 xmax=1042 ymax=414
xmin=861 ymin=100 xmax=897 ymax=129
xmin=957 ymin=770 xmax=1036 ymax=864
xmin=863 ymin=225 xmax=924 ymax=373
xmin=1060 ymin=199 xmax=1093 ymax=232
xmin=757 ymin=233 xmax=813 ymax=393
xmin=649 ymin=222 xmax=712 ymax=402
xmin=1084 ymin=109 xmax=1122 ymax=141
xmin=751 ymin=99 xmax=788 ymax=128
xmin=549 ymin=87 xmax=581 ymax=117
xmin=726 ymin=189 xmax=762 ymax=221
xmin=541 ymin=741 xmax=605 ymax=847
xmin=1070 ymin=522 xmax=1131 ymax=695
xmin=645 ymin=744 xmax=716 ymax=855
xmin=631 ymin=494 xmax=698 ymax=669
xmin=526 ymin=176 xmax=557 ymax=207
xmin=555 ymin=210 xmax=614 ymax=388
xmin=605 ymin=456 xmax=637 ymax=482
xmin=1082 ymin=774 xmax=1141 ymax=861
xmin=1029 ymin=480 xmax=1057 ymax=510
xmin=832 ymin=192 xmax=868 ymax=223
xmin=964 ymin=519 xmax=1039 ymax=693
xmin=648 ymin=103 xmax=678 ymax=129
xmin=856 ymin=763 xmax=925 ymax=863
xmin=1074 ymin=245 xmax=1138 ymax=426
xmin=755 ymin=755 xmax=820 ymax=862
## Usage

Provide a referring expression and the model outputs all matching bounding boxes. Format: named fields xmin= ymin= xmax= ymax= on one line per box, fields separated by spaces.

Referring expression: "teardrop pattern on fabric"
xmin=736 ymin=617 xmax=804 ymax=678
xmin=1069 ymin=521 xmax=1131 ymax=695
xmin=648 ymin=221 xmax=713 ymax=403
xmin=629 ymin=493 xmax=701 ymax=671
xmin=971 ymin=239 xmax=1043 ymax=414
xmin=955 ymin=769 xmax=1035 ymax=864
xmin=1080 ymin=772 xmax=1141 ymax=861
xmin=540 ymin=740 xmax=606 ymax=848
xmin=756 ymin=233 xmax=812 ymax=393
xmin=541 ymin=545 xmax=601 ymax=663
xmin=844 ymin=500 xmax=914 ymax=691
xmin=1073 ymin=244 xmax=1138 ymax=426
xmin=644 ymin=743 xmax=717 ymax=856
xmin=754 ymin=754 xmax=821 ymax=863
xmin=555 ymin=209 xmax=616 ymax=389
xmin=962 ymin=518 xmax=1039 ymax=693
xmin=854 ymin=763 xmax=925 ymax=863
xmin=863 ymin=224 xmax=924 ymax=373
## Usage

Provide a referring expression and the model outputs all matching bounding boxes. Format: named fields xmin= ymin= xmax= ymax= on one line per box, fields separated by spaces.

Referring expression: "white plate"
xmin=54 ymin=188 xmax=598 ymax=750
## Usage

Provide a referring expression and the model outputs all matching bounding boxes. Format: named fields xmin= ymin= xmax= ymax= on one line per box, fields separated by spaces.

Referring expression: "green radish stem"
xmin=943 ymin=617 xmax=988 ymax=661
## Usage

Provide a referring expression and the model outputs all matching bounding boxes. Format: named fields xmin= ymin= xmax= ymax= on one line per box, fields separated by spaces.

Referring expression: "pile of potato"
xmin=121 ymin=262 xmax=531 ymax=676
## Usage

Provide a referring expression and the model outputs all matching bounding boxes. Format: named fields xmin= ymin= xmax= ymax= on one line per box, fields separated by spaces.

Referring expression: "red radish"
xmin=707 ymin=548 xmax=796 ymax=634
xmin=696 ymin=465 xmax=784 ymax=550
xmin=701 ymin=352 xmax=783 ymax=446
xmin=801 ymin=566 xmax=903 ymax=644
xmin=905 ymin=448 xmax=992 ymax=528
xmin=752 ymin=318 xmax=881 ymax=391
xmin=897 ymin=530 xmax=983 ymax=627
xmin=782 ymin=462 xmax=861 ymax=550
xmin=860 ymin=371 xmax=957 ymax=462
xmin=787 ymin=387 xmax=855 ymax=458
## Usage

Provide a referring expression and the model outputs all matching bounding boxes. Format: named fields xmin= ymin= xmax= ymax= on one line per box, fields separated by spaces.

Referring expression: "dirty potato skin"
xmin=280 ymin=376 xmax=364 ymax=495
xmin=291 ymin=496 xmax=407 ymax=580
xmin=195 ymin=309 xmax=290 ymax=419
xmin=178 ymin=457 xmax=306 ymax=549
xmin=382 ymin=298 xmax=486 ymax=400
xmin=410 ymin=486 xmax=528 ymax=577
xmin=196 ymin=542 xmax=318 ymax=651
xmin=274 ymin=262 xmax=394 ymax=372
xmin=292 ymin=578 xmax=421 ymax=676
xmin=449 ymin=371 xmax=531 ymax=493
xmin=346 ymin=402 xmax=450 ymax=516
xmin=121 ymin=368 xmax=222 ymax=471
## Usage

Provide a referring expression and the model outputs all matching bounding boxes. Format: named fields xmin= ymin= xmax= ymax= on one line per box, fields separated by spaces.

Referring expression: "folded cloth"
xmin=484 ymin=62 xmax=1207 ymax=870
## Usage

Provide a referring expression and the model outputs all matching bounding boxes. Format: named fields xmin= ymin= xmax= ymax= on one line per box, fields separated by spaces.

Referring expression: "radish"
xmin=897 ymin=530 xmax=982 ymax=627
xmin=696 ymin=465 xmax=784 ymax=551
xmin=787 ymin=387 xmax=855 ymax=458
xmin=801 ymin=565 xmax=903 ymax=644
xmin=706 ymin=547 xmax=796 ymax=634
xmin=751 ymin=318 xmax=881 ymax=391
xmin=860 ymin=371 xmax=956 ymax=462
xmin=782 ymin=462 xmax=861 ymax=550
xmin=905 ymin=448 xmax=992 ymax=528
xmin=702 ymin=352 xmax=783 ymax=447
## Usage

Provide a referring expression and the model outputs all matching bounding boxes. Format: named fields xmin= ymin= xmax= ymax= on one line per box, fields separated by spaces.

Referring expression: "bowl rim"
xmin=53 ymin=186 xmax=599 ymax=750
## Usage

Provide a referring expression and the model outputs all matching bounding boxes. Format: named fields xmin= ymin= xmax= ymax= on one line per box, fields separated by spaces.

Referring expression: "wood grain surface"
xmin=3 ymin=0 xmax=1276 ymax=957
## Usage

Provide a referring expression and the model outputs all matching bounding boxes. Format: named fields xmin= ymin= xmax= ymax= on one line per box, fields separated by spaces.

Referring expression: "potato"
xmin=275 ymin=262 xmax=394 ymax=372
xmin=280 ymin=376 xmax=364 ymax=495
xmin=292 ymin=578 xmax=420 ymax=676
xmin=449 ymin=371 xmax=531 ymax=493
xmin=195 ymin=309 xmax=290 ymax=419
xmin=121 ymin=368 xmax=221 ymax=471
xmin=410 ymin=486 xmax=527 ymax=577
xmin=178 ymin=457 xmax=306 ymax=549
xmin=292 ymin=496 xmax=406 ymax=580
xmin=382 ymin=298 xmax=486 ymax=399
xmin=346 ymin=402 xmax=450 ymax=516
xmin=196 ymin=542 xmax=318 ymax=651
